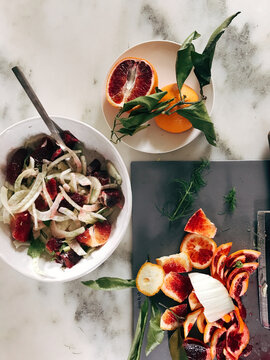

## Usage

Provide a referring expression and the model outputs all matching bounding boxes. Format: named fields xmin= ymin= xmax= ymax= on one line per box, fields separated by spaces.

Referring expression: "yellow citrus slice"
xmin=136 ymin=262 xmax=165 ymax=296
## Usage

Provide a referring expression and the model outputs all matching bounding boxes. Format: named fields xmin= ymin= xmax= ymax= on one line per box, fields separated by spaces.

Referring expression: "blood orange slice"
xmin=180 ymin=233 xmax=217 ymax=269
xmin=156 ymin=252 xmax=192 ymax=274
xmin=211 ymin=242 xmax=232 ymax=276
xmin=184 ymin=208 xmax=217 ymax=239
xmin=183 ymin=308 xmax=203 ymax=338
xmin=106 ymin=57 xmax=158 ymax=107
xmin=160 ymin=304 xmax=188 ymax=331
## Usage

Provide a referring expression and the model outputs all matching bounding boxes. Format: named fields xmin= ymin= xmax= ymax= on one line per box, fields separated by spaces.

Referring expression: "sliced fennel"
xmin=188 ymin=272 xmax=234 ymax=322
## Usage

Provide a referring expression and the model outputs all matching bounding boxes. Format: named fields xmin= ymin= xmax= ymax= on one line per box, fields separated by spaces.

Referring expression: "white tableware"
xmin=0 ymin=116 xmax=132 ymax=282
xmin=102 ymin=40 xmax=214 ymax=154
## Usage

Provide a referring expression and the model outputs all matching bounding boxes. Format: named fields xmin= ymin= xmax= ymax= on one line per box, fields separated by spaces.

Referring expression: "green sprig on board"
xmin=110 ymin=12 xmax=240 ymax=146
xmin=224 ymin=187 xmax=237 ymax=212
xmin=160 ymin=160 xmax=209 ymax=222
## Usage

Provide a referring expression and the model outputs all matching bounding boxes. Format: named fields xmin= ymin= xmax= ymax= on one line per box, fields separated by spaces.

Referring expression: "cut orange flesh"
xmin=136 ymin=262 xmax=165 ymax=296
xmin=188 ymin=290 xmax=202 ymax=311
xmin=203 ymin=321 xmax=224 ymax=343
xmin=154 ymin=83 xmax=198 ymax=133
xmin=180 ymin=233 xmax=217 ymax=269
xmin=106 ymin=57 xmax=158 ymax=107
xmin=183 ymin=308 xmax=203 ymax=338
xmin=197 ymin=312 xmax=207 ymax=334
xmin=184 ymin=208 xmax=217 ymax=239
xmin=229 ymin=271 xmax=249 ymax=299
xmin=210 ymin=328 xmax=227 ymax=360
xmin=211 ymin=242 xmax=232 ymax=276
xmin=160 ymin=304 xmax=188 ymax=331
xmin=161 ymin=271 xmax=193 ymax=303
xmin=216 ymin=254 xmax=227 ymax=280
xmin=226 ymin=249 xmax=261 ymax=269
xmin=226 ymin=262 xmax=258 ymax=289
xmin=156 ymin=252 xmax=192 ymax=274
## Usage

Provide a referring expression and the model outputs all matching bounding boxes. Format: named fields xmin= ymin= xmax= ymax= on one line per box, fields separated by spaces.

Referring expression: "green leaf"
xmin=122 ymin=91 xmax=167 ymax=112
xmin=176 ymin=100 xmax=216 ymax=146
xmin=82 ymin=277 xmax=136 ymax=290
xmin=193 ymin=12 xmax=240 ymax=90
xmin=169 ymin=328 xmax=188 ymax=360
xmin=224 ymin=187 xmax=237 ymax=212
xmin=175 ymin=31 xmax=200 ymax=94
xmin=234 ymin=260 xmax=243 ymax=269
xmin=43 ymin=220 xmax=51 ymax=227
xmin=128 ymin=298 xmax=149 ymax=360
xmin=27 ymin=237 xmax=45 ymax=258
xmin=145 ymin=302 xmax=164 ymax=356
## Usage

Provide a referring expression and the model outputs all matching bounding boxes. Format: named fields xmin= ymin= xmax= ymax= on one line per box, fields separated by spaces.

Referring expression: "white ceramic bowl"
xmin=0 ymin=116 xmax=132 ymax=282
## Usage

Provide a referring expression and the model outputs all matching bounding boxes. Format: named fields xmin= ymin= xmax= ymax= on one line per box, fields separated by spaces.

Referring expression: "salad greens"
xmin=169 ymin=328 xmax=188 ymax=360
xmin=111 ymin=12 xmax=240 ymax=146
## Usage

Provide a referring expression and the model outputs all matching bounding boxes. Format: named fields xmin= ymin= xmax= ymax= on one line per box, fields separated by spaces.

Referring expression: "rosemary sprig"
xmin=160 ymin=160 xmax=209 ymax=222
xmin=224 ymin=187 xmax=237 ymax=212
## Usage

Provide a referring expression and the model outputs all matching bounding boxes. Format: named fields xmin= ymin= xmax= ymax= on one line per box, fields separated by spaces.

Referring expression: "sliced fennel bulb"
xmin=188 ymin=272 xmax=234 ymax=322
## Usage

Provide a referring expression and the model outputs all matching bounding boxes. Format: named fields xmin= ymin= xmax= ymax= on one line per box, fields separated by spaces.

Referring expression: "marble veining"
xmin=0 ymin=0 xmax=270 ymax=359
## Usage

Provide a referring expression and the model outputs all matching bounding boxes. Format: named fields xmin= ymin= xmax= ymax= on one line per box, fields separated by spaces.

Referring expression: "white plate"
xmin=102 ymin=40 xmax=214 ymax=154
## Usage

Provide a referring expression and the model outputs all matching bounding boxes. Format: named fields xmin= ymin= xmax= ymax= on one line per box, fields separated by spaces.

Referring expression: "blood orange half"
xmin=106 ymin=57 xmax=158 ymax=107
xmin=180 ymin=233 xmax=217 ymax=269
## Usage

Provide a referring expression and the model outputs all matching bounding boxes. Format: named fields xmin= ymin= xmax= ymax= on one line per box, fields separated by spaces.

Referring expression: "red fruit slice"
xmin=184 ymin=208 xmax=217 ymax=238
xmin=226 ymin=263 xmax=258 ymax=289
xmin=226 ymin=249 xmax=261 ymax=268
xmin=211 ymin=242 xmax=232 ymax=276
xmin=180 ymin=233 xmax=217 ymax=269
xmin=203 ymin=322 xmax=224 ymax=343
xmin=229 ymin=272 xmax=249 ymax=299
xmin=216 ymin=254 xmax=227 ymax=280
xmin=210 ymin=328 xmax=227 ymax=360
xmin=188 ymin=290 xmax=202 ymax=311
xmin=106 ymin=57 xmax=158 ymax=107
xmin=46 ymin=178 xmax=58 ymax=200
xmin=197 ymin=312 xmax=207 ymax=334
xmin=183 ymin=338 xmax=211 ymax=360
xmin=223 ymin=348 xmax=236 ymax=360
xmin=184 ymin=308 xmax=203 ymax=338
xmin=156 ymin=252 xmax=192 ymax=274
xmin=10 ymin=211 xmax=31 ymax=242
xmin=227 ymin=255 xmax=246 ymax=271
xmin=46 ymin=237 xmax=62 ymax=253
xmin=76 ymin=228 xmax=92 ymax=246
xmin=61 ymin=130 xmax=79 ymax=148
xmin=160 ymin=304 xmax=188 ymax=331
xmin=161 ymin=272 xmax=193 ymax=303
xmin=234 ymin=298 xmax=247 ymax=320
xmin=6 ymin=148 xmax=28 ymax=185
xmin=226 ymin=322 xmax=250 ymax=359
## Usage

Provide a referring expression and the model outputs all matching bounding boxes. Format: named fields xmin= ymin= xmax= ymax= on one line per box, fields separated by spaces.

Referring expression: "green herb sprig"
xmin=160 ymin=160 xmax=209 ymax=222
xmin=224 ymin=187 xmax=237 ymax=212
xmin=110 ymin=12 xmax=240 ymax=146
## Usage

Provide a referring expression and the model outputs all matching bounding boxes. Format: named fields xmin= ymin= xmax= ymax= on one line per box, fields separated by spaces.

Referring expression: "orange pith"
xmin=180 ymin=233 xmax=217 ymax=269
xmin=106 ymin=56 xmax=158 ymax=107
xmin=154 ymin=83 xmax=199 ymax=133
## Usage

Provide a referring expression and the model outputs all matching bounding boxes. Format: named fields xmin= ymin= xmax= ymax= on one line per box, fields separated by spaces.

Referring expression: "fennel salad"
xmin=0 ymin=131 xmax=123 ymax=271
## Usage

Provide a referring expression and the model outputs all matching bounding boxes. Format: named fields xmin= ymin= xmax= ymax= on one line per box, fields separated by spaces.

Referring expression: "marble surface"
xmin=0 ymin=1 xmax=269 ymax=359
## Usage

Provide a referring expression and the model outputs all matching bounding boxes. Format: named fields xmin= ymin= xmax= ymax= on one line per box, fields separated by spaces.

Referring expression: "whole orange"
xmin=155 ymin=83 xmax=199 ymax=133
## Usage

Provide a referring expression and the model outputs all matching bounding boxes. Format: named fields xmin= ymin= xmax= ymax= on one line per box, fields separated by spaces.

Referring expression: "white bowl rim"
xmin=0 ymin=115 xmax=132 ymax=282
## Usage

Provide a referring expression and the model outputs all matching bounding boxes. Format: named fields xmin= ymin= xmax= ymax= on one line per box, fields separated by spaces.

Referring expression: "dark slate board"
xmin=131 ymin=161 xmax=270 ymax=360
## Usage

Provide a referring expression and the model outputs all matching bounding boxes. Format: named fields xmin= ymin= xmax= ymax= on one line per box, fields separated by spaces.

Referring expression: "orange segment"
xmin=197 ymin=312 xmax=207 ymax=334
xmin=183 ymin=308 xmax=203 ymax=338
xmin=211 ymin=242 xmax=232 ymax=276
xmin=188 ymin=290 xmax=202 ymax=311
xmin=180 ymin=233 xmax=217 ymax=269
xmin=136 ymin=262 xmax=165 ymax=296
xmin=229 ymin=271 xmax=249 ymax=299
xmin=185 ymin=208 xmax=217 ymax=239
xmin=156 ymin=252 xmax=192 ymax=274
xmin=154 ymin=83 xmax=199 ymax=133
xmin=106 ymin=57 xmax=158 ymax=107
